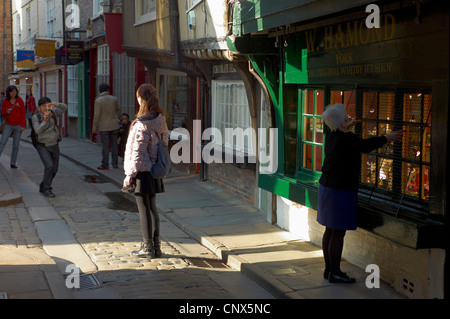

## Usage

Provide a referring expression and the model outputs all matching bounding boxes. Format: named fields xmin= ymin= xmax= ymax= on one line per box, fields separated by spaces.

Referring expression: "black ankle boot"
xmin=132 ymin=240 xmax=155 ymax=258
xmin=153 ymin=236 xmax=162 ymax=258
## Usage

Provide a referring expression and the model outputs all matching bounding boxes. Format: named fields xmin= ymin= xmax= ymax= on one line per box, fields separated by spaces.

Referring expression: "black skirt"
xmin=134 ymin=171 xmax=165 ymax=194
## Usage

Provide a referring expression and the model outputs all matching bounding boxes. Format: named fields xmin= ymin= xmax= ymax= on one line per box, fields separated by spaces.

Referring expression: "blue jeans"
xmin=100 ymin=130 xmax=118 ymax=168
xmin=0 ymin=124 xmax=22 ymax=166
xmin=36 ymin=144 xmax=60 ymax=192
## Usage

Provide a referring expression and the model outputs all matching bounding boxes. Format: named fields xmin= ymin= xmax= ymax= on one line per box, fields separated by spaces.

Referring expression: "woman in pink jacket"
xmin=123 ymin=84 xmax=169 ymax=258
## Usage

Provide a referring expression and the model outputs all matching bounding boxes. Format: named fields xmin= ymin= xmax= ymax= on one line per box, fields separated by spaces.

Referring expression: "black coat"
xmin=319 ymin=130 xmax=387 ymax=192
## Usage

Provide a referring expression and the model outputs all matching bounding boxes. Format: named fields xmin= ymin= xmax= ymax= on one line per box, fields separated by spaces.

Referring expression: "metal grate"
xmin=64 ymin=273 xmax=101 ymax=291
xmin=185 ymin=257 xmax=228 ymax=269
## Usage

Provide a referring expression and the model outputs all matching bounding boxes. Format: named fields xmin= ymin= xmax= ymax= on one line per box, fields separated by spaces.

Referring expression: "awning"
xmin=104 ymin=13 xmax=124 ymax=54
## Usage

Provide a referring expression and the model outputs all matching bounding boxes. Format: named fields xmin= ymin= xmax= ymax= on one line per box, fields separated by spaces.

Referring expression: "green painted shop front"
xmin=228 ymin=1 xmax=448 ymax=297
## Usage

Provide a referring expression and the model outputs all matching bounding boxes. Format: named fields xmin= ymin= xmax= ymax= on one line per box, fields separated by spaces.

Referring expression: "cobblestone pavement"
xmin=14 ymin=141 xmax=273 ymax=299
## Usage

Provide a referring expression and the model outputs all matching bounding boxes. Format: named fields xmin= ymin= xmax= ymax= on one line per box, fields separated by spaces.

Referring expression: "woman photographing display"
xmin=317 ymin=103 xmax=405 ymax=283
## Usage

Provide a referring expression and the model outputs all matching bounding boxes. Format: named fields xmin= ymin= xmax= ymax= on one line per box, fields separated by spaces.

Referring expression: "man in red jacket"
xmin=0 ymin=85 xmax=26 ymax=168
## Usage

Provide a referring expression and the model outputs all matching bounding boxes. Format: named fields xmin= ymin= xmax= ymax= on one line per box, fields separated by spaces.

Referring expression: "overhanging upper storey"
xmin=230 ymin=0 xmax=383 ymax=36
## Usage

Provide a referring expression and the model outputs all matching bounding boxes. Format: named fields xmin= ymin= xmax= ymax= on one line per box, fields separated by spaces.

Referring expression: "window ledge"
xmin=258 ymin=173 xmax=445 ymax=249
xmin=358 ymin=205 xmax=445 ymax=249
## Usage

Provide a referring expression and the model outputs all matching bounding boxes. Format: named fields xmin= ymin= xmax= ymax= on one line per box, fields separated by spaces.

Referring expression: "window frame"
xmin=134 ymin=0 xmax=157 ymax=26
xmin=211 ymin=80 xmax=255 ymax=161
xmin=96 ymin=44 xmax=110 ymax=94
xmin=92 ymin=0 xmax=104 ymax=19
xmin=46 ymin=0 xmax=56 ymax=38
xmin=298 ymin=88 xmax=325 ymax=182
xmin=357 ymin=88 xmax=432 ymax=217
xmin=282 ymin=85 xmax=432 ymax=218
xmin=67 ymin=65 xmax=78 ymax=117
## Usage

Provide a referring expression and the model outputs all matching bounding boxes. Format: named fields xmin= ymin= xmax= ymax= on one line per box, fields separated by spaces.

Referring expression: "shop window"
xmin=158 ymin=71 xmax=188 ymax=131
xmin=359 ymin=90 xmax=431 ymax=209
xmin=211 ymin=80 xmax=254 ymax=158
xmin=301 ymin=89 xmax=324 ymax=173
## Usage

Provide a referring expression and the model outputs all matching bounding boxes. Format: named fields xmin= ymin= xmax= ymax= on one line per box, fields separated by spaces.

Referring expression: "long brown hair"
xmin=135 ymin=83 xmax=165 ymax=118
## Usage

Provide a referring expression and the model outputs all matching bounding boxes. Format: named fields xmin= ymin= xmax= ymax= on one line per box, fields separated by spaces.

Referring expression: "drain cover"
xmin=65 ymin=273 xmax=101 ymax=291
xmin=185 ymin=257 xmax=228 ymax=269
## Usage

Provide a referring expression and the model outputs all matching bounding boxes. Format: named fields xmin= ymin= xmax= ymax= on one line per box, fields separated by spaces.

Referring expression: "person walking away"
xmin=26 ymin=89 xmax=36 ymax=129
xmin=92 ymin=83 xmax=121 ymax=170
xmin=32 ymin=97 xmax=68 ymax=198
xmin=123 ymin=84 xmax=169 ymax=258
xmin=118 ymin=113 xmax=130 ymax=158
xmin=317 ymin=103 xmax=405 ymax=283
xmin=0 ymin=85 xmax=26 ymax=168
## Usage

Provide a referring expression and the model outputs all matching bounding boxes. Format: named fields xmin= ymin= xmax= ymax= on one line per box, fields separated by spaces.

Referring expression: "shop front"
xmin=228 ymin=1 xmax=448 ymax=298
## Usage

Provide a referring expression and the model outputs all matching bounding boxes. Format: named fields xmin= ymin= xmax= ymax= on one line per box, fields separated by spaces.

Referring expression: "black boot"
xmin=132 ymin=240 xmax=155 ymax=258
xmin=153 ymin=236 xmax=162 ymax=258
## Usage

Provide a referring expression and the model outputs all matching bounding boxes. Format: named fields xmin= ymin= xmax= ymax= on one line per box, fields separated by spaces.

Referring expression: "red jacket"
xmin=1 ymin=97 xmax=26 ymax=128
xmin=26 ymin=96 xmax=36 ymax=113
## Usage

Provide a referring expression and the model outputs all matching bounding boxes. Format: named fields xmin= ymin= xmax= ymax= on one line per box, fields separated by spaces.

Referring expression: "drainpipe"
xmin=2 ymin=0 xmax=7 ymax=89
xmin=169 ymin=0 xmax=208 ymax=181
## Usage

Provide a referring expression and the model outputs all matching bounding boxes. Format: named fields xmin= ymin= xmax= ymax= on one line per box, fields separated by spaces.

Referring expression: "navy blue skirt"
xmin=134 ymin=171 xmax=165 ymax=194
xmin=317 ymin=184 xmax=358 ymax=230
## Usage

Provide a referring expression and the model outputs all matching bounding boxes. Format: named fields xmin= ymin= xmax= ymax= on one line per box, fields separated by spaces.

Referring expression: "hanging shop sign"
xmin=35 ymin=39 xmax=56 ymax=58
xmin=17 ymin=50 xmax=35 ymax=69
xmin=55 ymin=41 xmax=84 ymax=65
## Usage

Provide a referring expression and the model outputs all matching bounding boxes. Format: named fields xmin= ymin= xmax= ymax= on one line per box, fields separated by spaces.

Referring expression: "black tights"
xmin=322 ymin=227 xmax=346 ymax=275
xmin=135 ymin=193 xmax=160 ymax=242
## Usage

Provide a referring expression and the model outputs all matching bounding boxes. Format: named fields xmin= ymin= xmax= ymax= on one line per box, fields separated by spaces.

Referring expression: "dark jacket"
xmin=319 ymin=130 xmax=387 ymax=192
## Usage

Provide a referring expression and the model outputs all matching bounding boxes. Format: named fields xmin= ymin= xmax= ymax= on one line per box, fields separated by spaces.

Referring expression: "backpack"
xmin=30 ymin=113 xmax=42 ymax=148
xmin=150 ymin=130 xmax=171 ymax=179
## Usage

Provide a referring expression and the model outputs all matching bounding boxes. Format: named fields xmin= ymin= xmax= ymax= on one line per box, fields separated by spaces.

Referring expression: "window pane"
xmin=315 ymin=90 xmax=324 ymax=115
xmin=362 ymin=154 xmax=376 ymax=186
xmin=379 ymin=92 xmax=394 ymax=120
xmin=315 ymin=118 xmax=323 ymax=143
xmin=314 ymin=145 xmax=323 ymax=171
xmin=402 ymin=162 xmax=420 ymax=198
xmin=305 ymin=89 xmax=314 ymax=114
xmin=303 ymin=144 xmax=312 ymax=170
xmin=303 ymin=117 xmax=313 ymax=142
xmin=344 ymin=90 xmax=356 ymax=118
xmin=330 ymin=90 xmax=355 ymax=117
xmin=330 ymin=90 xmax=343 ymax=105
xmin=422 ymin=165 xmax=430 ymax=200
xmin=378 ymin=158 xmax=393 ymax=191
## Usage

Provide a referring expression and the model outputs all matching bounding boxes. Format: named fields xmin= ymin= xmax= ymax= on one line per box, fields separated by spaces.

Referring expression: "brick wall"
xmin=0 ymin=0 xmax=13 ymax=91
xmin=208 ymin=163 xmax=256 ymax=204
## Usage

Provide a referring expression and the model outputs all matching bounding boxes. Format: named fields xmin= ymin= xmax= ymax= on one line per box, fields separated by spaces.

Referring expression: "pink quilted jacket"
xmin=124 ymin=113 xmax=169 ymax=178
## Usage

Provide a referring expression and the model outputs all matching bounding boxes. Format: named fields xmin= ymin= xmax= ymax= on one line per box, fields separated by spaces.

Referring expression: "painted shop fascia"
xmin=228 ymin=1 xmax=448 ymax=250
